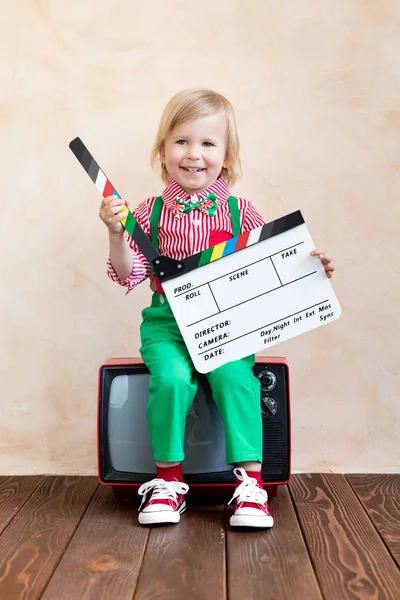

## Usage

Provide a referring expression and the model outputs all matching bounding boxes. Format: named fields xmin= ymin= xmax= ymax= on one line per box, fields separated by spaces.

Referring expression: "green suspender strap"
xmin=150 ymin=196 xmax=163 ymax=253
xmin=149 ymin=196 xmax=164 ymax=290
xmin=227 ymin=195 xmax=241 ymax=237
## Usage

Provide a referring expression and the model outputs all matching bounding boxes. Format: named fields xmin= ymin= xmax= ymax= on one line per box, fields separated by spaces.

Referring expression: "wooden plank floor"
xmin=0 ymin=475 xmax=398 ymax=599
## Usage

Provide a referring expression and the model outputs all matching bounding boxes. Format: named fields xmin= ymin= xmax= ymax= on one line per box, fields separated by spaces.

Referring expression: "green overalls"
xmin=139 ymin=196 xmax=262 ymax=464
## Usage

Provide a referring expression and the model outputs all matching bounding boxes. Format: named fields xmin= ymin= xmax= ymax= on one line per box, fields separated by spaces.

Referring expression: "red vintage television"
xmin=98 ymin=357 xmax=291 ymax=502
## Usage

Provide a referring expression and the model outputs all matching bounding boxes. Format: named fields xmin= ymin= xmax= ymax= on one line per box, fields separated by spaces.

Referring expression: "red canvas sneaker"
xmin=229 ymin=468 xmax=274 ymax=528
xmin=138 ymin=478 xmax=189 ymax=525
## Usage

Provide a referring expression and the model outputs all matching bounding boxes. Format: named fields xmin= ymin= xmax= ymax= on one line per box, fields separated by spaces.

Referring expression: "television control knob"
xmin=258 ymin=369 xmax=277 ymax=391
xmin=261 ymin=396 xmax=278 ymax=417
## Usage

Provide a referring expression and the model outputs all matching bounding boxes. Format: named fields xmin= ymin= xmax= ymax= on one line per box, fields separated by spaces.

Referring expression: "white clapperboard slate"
xmin=70 ymin=138 xmax=341 ymax=374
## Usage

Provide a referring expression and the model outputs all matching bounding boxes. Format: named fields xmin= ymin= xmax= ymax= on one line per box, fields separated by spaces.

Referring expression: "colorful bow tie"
xmin=172 ymin=193 xmax=218 ymax=219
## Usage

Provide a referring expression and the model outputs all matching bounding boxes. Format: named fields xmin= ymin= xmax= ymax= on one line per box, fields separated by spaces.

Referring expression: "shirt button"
xmin=159 ymin=295 xmax=165 ymax=305
xmin=193 ymin=218 xmax=201 ymax=226
xmin=190 ymin=194 xmax=198 ymax=203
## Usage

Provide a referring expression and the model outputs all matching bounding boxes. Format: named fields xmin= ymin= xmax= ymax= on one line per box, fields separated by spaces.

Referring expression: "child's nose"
xmin=187 ymin=144 xmax=201 ymax=160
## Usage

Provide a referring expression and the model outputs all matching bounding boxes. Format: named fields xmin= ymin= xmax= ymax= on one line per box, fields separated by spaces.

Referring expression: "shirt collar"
xmin=162 ymin=177 xmax=231 ymax=211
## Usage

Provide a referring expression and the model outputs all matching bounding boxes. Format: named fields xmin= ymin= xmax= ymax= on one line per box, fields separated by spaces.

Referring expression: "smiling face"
xmin=161 ymin=112 xmax=229 ymax=194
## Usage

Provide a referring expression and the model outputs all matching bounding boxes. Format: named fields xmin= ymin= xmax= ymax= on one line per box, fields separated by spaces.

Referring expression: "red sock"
xmin=156 ymin=464 xmax=183 ymax=482
xmin=237 ymin=470 xmax=263 ymax=487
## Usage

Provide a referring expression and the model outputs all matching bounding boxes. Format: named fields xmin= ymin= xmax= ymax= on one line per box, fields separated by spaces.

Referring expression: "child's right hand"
xmin=99 ymin=195 xmax=129 ymax=235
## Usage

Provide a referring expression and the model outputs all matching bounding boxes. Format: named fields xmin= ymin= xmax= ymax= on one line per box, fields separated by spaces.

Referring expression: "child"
xmin=99 ymin=88 xmax=335 ymax=528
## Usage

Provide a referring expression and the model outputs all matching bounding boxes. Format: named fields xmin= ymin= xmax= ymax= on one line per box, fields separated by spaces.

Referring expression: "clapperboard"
xmin=70 ymin=138 xmax=341 ymax=373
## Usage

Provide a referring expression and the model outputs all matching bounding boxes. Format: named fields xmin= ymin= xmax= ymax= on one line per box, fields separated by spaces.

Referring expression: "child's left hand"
xmin=310 ymin=249 xmax=335 ymax=278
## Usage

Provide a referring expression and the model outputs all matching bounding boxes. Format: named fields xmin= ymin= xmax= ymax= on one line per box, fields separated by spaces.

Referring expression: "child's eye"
xmin=176 ymin=140 xmax=187 ymax=145
xmin=203 ymin=141 xmax=214 ymax=147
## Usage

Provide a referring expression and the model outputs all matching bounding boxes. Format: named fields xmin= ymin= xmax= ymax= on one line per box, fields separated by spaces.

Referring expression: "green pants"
xmin=139 ymin=293 xmax=262 ymax=464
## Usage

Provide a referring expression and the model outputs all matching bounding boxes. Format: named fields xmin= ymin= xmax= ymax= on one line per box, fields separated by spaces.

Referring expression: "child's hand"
xmin=310 ymin=249 xmax=335 ymax=278
xmin=99 ymin=196 xmax=129 ymax=235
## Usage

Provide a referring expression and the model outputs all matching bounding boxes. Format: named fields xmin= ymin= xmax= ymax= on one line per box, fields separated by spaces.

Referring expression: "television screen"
xmin=108 ymin=371 xmax=230 ymax=475
xmin=99 ymin=359 xmax=290 ymax=487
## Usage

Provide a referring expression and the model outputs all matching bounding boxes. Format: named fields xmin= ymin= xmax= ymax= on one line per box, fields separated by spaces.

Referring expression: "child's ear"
xmin=223 ymin=154 xmax=230 ymax=169
xmin=159 ymin=144 xmax=165 ymax=164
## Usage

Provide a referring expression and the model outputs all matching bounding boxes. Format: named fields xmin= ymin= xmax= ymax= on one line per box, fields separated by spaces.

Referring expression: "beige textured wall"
xmin=1 ymin=1 xmax=399 ymax=475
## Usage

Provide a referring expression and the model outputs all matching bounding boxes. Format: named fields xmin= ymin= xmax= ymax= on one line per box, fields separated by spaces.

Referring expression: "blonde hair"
xmin=150 ymin=88 xmax=242 ymax=186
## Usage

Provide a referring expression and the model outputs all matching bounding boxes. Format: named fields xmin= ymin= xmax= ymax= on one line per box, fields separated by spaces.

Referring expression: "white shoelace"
xmin=138 ymin=478 xmax=189 ymax=511
xmin=228 ymin=467 xmax=268 ymax=505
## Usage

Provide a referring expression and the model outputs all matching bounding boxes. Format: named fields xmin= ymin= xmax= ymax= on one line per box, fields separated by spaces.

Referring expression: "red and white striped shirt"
xmin=107 ymin=177 xmax=265 ymax=293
